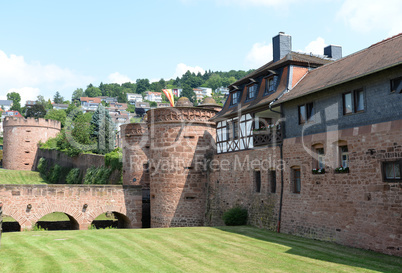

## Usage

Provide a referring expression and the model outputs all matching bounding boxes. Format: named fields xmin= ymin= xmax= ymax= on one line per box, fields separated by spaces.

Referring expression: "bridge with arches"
xmin=0 ymin=184 xmax=142 ymax=230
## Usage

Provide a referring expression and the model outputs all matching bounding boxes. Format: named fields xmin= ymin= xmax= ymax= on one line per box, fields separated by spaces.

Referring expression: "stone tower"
xmin=3 ymin=117 xmax=61 ymax=170
xmin=146 ymin=97 xmax=220 ymax=228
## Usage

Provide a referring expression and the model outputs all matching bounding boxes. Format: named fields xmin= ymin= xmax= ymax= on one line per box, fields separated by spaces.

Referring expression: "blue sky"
xmin=0 ymin=0 xmax=401 ymax=104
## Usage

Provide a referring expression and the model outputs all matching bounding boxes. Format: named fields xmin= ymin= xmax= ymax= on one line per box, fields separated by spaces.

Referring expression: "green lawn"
xmin=0 ymin=169 xmax=48 ymax=184
xmin=0 ymin=226 xmax=400 ymax=272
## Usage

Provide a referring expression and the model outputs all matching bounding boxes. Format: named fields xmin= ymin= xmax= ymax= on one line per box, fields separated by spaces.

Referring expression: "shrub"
xmin=48 ymin=164 xmax=62 ymax=183
xmin=105 ymin=148 xmax=123 ymax=172
xmin=222 ymin=206 xmax=248 ymax=226
xmin=66 ymin=168 xmax=81 ymax=184
xmin=84 ymin=166 xmax=112 ymax=185
xmin=37 ymin=157 xmax=48 ymax=178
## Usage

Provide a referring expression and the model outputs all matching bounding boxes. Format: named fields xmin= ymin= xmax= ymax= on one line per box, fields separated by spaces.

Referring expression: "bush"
xmin=66 ymin=168 xmax=81 ymax=184
xmin=105 ymin=148 xmax=123 ymax=172
xmin=84 ymin=166 xmax=112 ymax=184
xmin=222 ymin=207 xmax=248 ymax=226
xmin=48 ymin=164 xmax=62 ymax=183
xmin=37 ymin=157 xmax=48 ymax=178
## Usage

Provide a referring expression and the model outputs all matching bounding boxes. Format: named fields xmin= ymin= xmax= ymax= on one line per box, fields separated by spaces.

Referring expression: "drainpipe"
xmin=269 ymin=99 xmax=284 ymax=233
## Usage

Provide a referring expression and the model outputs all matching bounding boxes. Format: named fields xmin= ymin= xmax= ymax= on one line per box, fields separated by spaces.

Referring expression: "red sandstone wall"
xmin=121 ymin=123 xmax=149 ymax=188
xmin=0 ymin=184 xmax=142 ymax=230
xmin=208 ymin=147 xmax=281 ymax=230
xmin=208 ymin=119 xmax=402 ymax=257
xmin=147 ymin=107 xmax=217 ymax=228
xmin=3 ymin=117 xmax=61 ymax=170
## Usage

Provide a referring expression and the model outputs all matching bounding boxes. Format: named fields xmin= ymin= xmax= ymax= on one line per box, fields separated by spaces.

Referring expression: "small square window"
xmin=343 ymin=89 xmax=364 ymax=114
xmin=298 ymin=102 xmax=314 ymax=124
xmin=383 ymin=161 xmax=401 ymax=182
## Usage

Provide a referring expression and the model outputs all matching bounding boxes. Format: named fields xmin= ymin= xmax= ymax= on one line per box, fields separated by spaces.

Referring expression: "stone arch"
xmin=88 ymin=205 xmax=131 ymax=229
xmin=2 ymin=207 xmax=24 ymax=231
xmin=1 ymin=214 xmax=21 ymax=232
xmin=31 ymin=204 xmax=83 ymax=230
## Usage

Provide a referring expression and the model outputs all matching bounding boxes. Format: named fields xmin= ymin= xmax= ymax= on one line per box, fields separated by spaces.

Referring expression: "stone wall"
xmin=208 ymin=119 xmax=402 ymax=257
xmin=147 ymin=107 xmax=217 ymax=228
xmin=3 ymin=117 xmax=61 ymax=170
xmin=0 ymin=184 xmax=142 ymax=230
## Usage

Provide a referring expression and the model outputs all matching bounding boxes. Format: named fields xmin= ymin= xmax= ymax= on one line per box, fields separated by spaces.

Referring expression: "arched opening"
xmin=90 ymin=211 xmax=130 ymax=229
xmin=35 ymin=212 xmax=79 ymax=230
xmin=2 ymin=215 xmax=21 ymax=232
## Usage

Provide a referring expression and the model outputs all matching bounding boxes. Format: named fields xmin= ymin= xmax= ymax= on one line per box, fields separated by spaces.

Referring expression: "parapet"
xmin=121 ymin=123 xmax=148 ymax=137
xmin=147 ymin=107 xmax=218 ymax=125
xmin=3 ymin=117 xmax=61 ymax=130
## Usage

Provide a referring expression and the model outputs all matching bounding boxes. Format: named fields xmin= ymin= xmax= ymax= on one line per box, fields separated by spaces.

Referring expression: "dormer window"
xmin=247 ymin=84 xmax=258 ymax=100
xmin=265 ymin=78 xmax=275 ymax=93
xmin=231 ymin=91 xmax=239 ymax=105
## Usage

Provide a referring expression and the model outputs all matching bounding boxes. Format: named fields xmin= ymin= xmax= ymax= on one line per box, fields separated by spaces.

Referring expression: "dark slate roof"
xmin=211 ymin=52 xmax=332 ymax=121
xmin=274 ymin=33 xmax=402 ymax=105
xmin=229 ymin=52 xmax=332 ymax=89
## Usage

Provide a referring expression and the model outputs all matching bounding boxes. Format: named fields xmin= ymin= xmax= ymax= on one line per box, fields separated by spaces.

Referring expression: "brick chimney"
xmin=324 ymin=45 xmax=342 ymax=60
xmin=273 ymin=32 xmax=292 ymax=62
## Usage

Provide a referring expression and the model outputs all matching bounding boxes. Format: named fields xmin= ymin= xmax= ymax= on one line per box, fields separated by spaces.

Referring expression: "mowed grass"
xmin=0 ymin=226 xmax=401 ymax=273
xmin=0 ymin=168 xmax=47 ymax=184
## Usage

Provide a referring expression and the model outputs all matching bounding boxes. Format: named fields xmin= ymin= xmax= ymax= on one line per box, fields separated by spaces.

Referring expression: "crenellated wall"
xmin=3 ymin=117 xmax=61 ymax=170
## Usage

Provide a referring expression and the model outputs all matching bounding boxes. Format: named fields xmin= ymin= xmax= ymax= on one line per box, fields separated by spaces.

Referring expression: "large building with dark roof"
xmin=208 ymin=32 xmax=402 ymax=256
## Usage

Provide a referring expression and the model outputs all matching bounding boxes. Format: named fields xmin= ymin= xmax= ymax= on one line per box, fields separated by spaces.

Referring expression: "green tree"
xmin=85 ymin=84 xmax=102 ymax=97
xmin=181 ymin=84 xmax=196 ymax=103
xmin=26 ymin=104 xmax=46 ymax=118
xmin=90 ymin=104 xmax=115 ymax=154
xmin=136 ymin=79 xmax=150 ymax=94
xmin=53 ymin=91 xmax=64 ymax=104
xmin=45 ymin=109 xmax=67 ymax=128
xmin=72 ymin=88 xmax=84 ymax=101
xmin=7 ymin=92 xmax=21 ymax=113
xmin=126 ymin=104 xmax=135 ymax=113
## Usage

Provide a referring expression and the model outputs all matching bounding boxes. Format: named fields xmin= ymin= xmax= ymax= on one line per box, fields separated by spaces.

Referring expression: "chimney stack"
xmin=273 ymin=32 xmax=292 ymax=62
xmin=324 ymin=45 xmax=342 ymax=60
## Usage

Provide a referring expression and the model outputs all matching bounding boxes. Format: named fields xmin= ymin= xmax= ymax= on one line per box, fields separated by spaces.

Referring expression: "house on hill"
xmin=79 ymin=97 xmax=101 ymax=112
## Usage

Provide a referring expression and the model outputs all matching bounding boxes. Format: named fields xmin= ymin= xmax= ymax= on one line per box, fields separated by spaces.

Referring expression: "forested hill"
xmin=72 ymin=69 xmax=254 ymax=103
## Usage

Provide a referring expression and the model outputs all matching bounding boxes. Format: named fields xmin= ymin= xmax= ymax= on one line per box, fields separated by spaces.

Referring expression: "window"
xmin=231 ymin=91 xmax=240 ymax=105
xmin=255 ymin=170 xmax=261 ymax=192
xmin=390 ymin=77 xmax=402 ymax=93
xmin=343 ymin=89 xmax=364 ymax=115
xmin=270 ymin=170 xmax=276 ymax=193
xmin=247 ymin=84 xmax=258 ymax=100
xmin=292 ymin=168 xmax=301 ymax=194
xmin=340 ymin=146 xmax=349 ymax=168
xmin=233 ymin=121 xmax=239 ymax=139
xmin=317 ymin=148 xmax=325 ymax=169
xmin=265 ymin=78 xmax=275 ymax=93
xmin=383 ymin=161 xmax=401 ymax=182
xmin=298 ymin=102 xmax=314 ymax=124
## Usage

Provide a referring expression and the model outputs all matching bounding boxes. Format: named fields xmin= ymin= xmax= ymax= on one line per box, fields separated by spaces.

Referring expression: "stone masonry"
xmin=0 ymin=184 xmax=142 ymax=230
xmin=3 ymin=117 xmax=61 ymax=170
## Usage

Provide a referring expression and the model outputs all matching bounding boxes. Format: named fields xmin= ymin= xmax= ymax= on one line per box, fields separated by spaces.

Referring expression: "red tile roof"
xmin=80 ymin=97 xmax=102 ymax=103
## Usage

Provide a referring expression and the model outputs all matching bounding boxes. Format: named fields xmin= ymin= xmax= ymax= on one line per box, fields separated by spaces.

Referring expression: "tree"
xmin=7 ymin=92 xmax=21 ymax=113
xmin=45 ymin=109 xmax=67 ymax=128
xmin=126 ymin=104 xmax=135 ymax=113
xmin=181 ymin=84 xmax=196 ymax=103
xmin=72 ymin=88 xmax=84 ymax=101
xmin=25 ymin=104 xmax=46 ymax=118
xmin=90 ymin=104 xmax=115 ymax=154
xmin=85 ymin=84 xmax=102 ymax=97
xmin=136 ymin=79 xmax=150 ymax=94
xmin=53 ymin=91 xmax=64 ymax=104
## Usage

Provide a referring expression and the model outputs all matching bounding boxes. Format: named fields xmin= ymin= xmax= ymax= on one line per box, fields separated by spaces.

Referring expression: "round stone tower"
xmin=3 ymin=117 xmax=61 ymax=170
xmin=121 ymin=123 xmax=149 ymax=188
xmin=147 ymin=97 xmax=219 ymax=228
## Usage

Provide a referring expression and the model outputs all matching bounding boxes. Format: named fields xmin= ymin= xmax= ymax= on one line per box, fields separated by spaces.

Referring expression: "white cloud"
xmin=245 ymin=42 xmax=273 ymax=68
xmin=303 ymin=37 xmax=327 ymax=55
xmin=107 ymin=72 xmax=133 ymax=85
xmin=0 ymin=49 xmax=93 ymax=104
xmin=173 ymin=63 xmax=205 ymax=78
xmin=337 ymin=0 xmax=402 ymax=35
